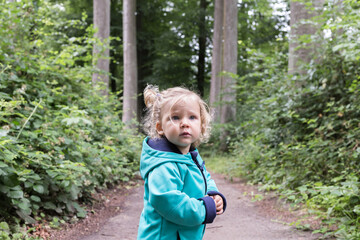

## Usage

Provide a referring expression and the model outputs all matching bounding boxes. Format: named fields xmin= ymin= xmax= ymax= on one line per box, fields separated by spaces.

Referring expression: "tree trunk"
xmin=92 ymin=0 xmax=110 ymax=96
xmin=136 ymin=2 xmax=150 ymax=125
xmin=288 ymin=0 xmax=325 ymax=76
xmin=220 ymin=0 xmax=237 ymax=125
xmin=197 ymin=0 xmax=207 ymax=97
xmin=209 ymin=0 xmax=224 ymax=122
xmin=210 ymin=0 xmax=237 ymax=150
xmin=122 ymin=0 xmax=138 ymax=125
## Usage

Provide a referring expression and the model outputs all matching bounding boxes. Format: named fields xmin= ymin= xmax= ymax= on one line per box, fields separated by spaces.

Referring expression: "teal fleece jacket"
xmin=137 ymin=137 xmax=226 ymax=240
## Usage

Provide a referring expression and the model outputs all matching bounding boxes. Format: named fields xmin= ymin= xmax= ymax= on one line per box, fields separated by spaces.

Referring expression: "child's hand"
xmin=210 ymin=195 xmax=224 ymax=215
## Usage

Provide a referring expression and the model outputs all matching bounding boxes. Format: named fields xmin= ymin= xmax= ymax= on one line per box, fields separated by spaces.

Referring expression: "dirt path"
xmin=78 ymin=172 xmax=322 ymax=240
xmin=202 ymin=173 xmax=320 ymax=240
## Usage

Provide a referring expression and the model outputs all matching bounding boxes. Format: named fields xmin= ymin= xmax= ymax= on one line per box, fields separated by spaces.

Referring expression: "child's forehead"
xmin=163 ymin=96 xmax=200 ymax=112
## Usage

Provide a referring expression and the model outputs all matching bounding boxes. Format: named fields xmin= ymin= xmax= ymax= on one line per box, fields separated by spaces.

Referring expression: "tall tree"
xmin=209 ymin=0 xmax=224 ymax=122
xmin=122 ymin=0 xmax=138 ymax=125
xmin=197 ymin=0 xmax=208 ymax=97
xmin=210 ymin=0 xmax=238 ymax=124
xmin=92 ymin=0 xmax=110 ymax=96
xmin=220 ymin=0 xmax=238 ymax=125
xmin=288 ymin=0 xmax=325 ymax=76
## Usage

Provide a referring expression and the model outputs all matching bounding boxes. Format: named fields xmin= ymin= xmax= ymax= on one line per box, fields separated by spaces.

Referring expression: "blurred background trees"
xmin=1 ymin=0 xmax=360 ymax=238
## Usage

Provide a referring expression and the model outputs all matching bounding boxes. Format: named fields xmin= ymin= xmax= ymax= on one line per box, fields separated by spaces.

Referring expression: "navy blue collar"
xmin=147 ymin=137 xmax=196 ymax=155
xmin=147 ymin=137 xmax=203 ymax=170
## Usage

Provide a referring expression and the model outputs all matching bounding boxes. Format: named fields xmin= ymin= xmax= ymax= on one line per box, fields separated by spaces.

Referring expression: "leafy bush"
xmin=0 ymin=1 xmax=140 ymax=236
xmin=217 ymin=1 xmax=360 ymax=237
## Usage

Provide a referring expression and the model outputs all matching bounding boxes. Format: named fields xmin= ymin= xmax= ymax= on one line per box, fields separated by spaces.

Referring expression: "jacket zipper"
xmin=193 ymin=158 xmax=207 ymax=195
xmin=191 ymin=155 xmax=208 ymax=235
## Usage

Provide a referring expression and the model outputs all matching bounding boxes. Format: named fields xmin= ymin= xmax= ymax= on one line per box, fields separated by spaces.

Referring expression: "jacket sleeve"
xmin=147 ymin=162 xmax=213 ymax=226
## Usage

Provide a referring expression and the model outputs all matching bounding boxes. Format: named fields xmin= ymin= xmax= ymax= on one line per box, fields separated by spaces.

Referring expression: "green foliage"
xmin=136 ymin=0 xmax=213 ymax=91
xmin=211 ymin=0 xmax=360 ymax=237
xmin=0 ymin=0 xmax=140 ymax=236
xmin=237 ymin=0 xmax=288 ymax=79
xmin=0 ymin=221 xmax=40 ymax=240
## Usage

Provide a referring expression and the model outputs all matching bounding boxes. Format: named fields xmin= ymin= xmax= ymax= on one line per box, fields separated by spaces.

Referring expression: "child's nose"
xmin=180 ymin=119 xmax=189 ymax=127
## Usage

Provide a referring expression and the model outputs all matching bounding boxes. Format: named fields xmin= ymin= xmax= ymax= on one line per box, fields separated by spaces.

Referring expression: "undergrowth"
xmin=0 ymin=1 xmax=141 ymax=238
xmin=207 ymin=1 xmax=360 ymax=238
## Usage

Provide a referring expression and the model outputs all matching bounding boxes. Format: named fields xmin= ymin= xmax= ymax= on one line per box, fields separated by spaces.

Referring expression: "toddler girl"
xmin=137 ymin=85 xmax=226 ymax=240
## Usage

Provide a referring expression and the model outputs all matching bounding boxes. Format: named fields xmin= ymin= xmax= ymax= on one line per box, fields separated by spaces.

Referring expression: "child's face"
xmin=156 ymin=98 xmax=201 ymax=154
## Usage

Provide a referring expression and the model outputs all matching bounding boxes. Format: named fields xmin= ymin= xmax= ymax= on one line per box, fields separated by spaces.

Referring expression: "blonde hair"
xmin=142 ymin=85 xmax=211 ymax=147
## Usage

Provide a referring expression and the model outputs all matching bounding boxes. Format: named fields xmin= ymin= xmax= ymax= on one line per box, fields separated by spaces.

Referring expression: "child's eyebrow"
xmin=171 ymin=110 xmax=200 ymax=115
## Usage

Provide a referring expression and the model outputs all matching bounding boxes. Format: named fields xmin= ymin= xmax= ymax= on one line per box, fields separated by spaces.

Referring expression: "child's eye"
xmin=189 ymin=115 xmax=197 ymax=120
xmin=171 ymin=116 xmax=180 ymax=121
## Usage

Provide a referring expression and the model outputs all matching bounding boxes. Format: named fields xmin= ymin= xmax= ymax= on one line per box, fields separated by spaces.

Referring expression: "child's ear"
xmin=156 ymin=121 xmax=164 ymax=135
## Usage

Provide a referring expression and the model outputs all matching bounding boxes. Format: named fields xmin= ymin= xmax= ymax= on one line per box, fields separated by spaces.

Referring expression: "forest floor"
xmin=46 ymin=172 xmax=330 ymax=240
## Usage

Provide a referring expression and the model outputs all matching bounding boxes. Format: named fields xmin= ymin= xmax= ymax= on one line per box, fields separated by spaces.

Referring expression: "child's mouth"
xmin=180 ymin=132 xmax=191 ymax=136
